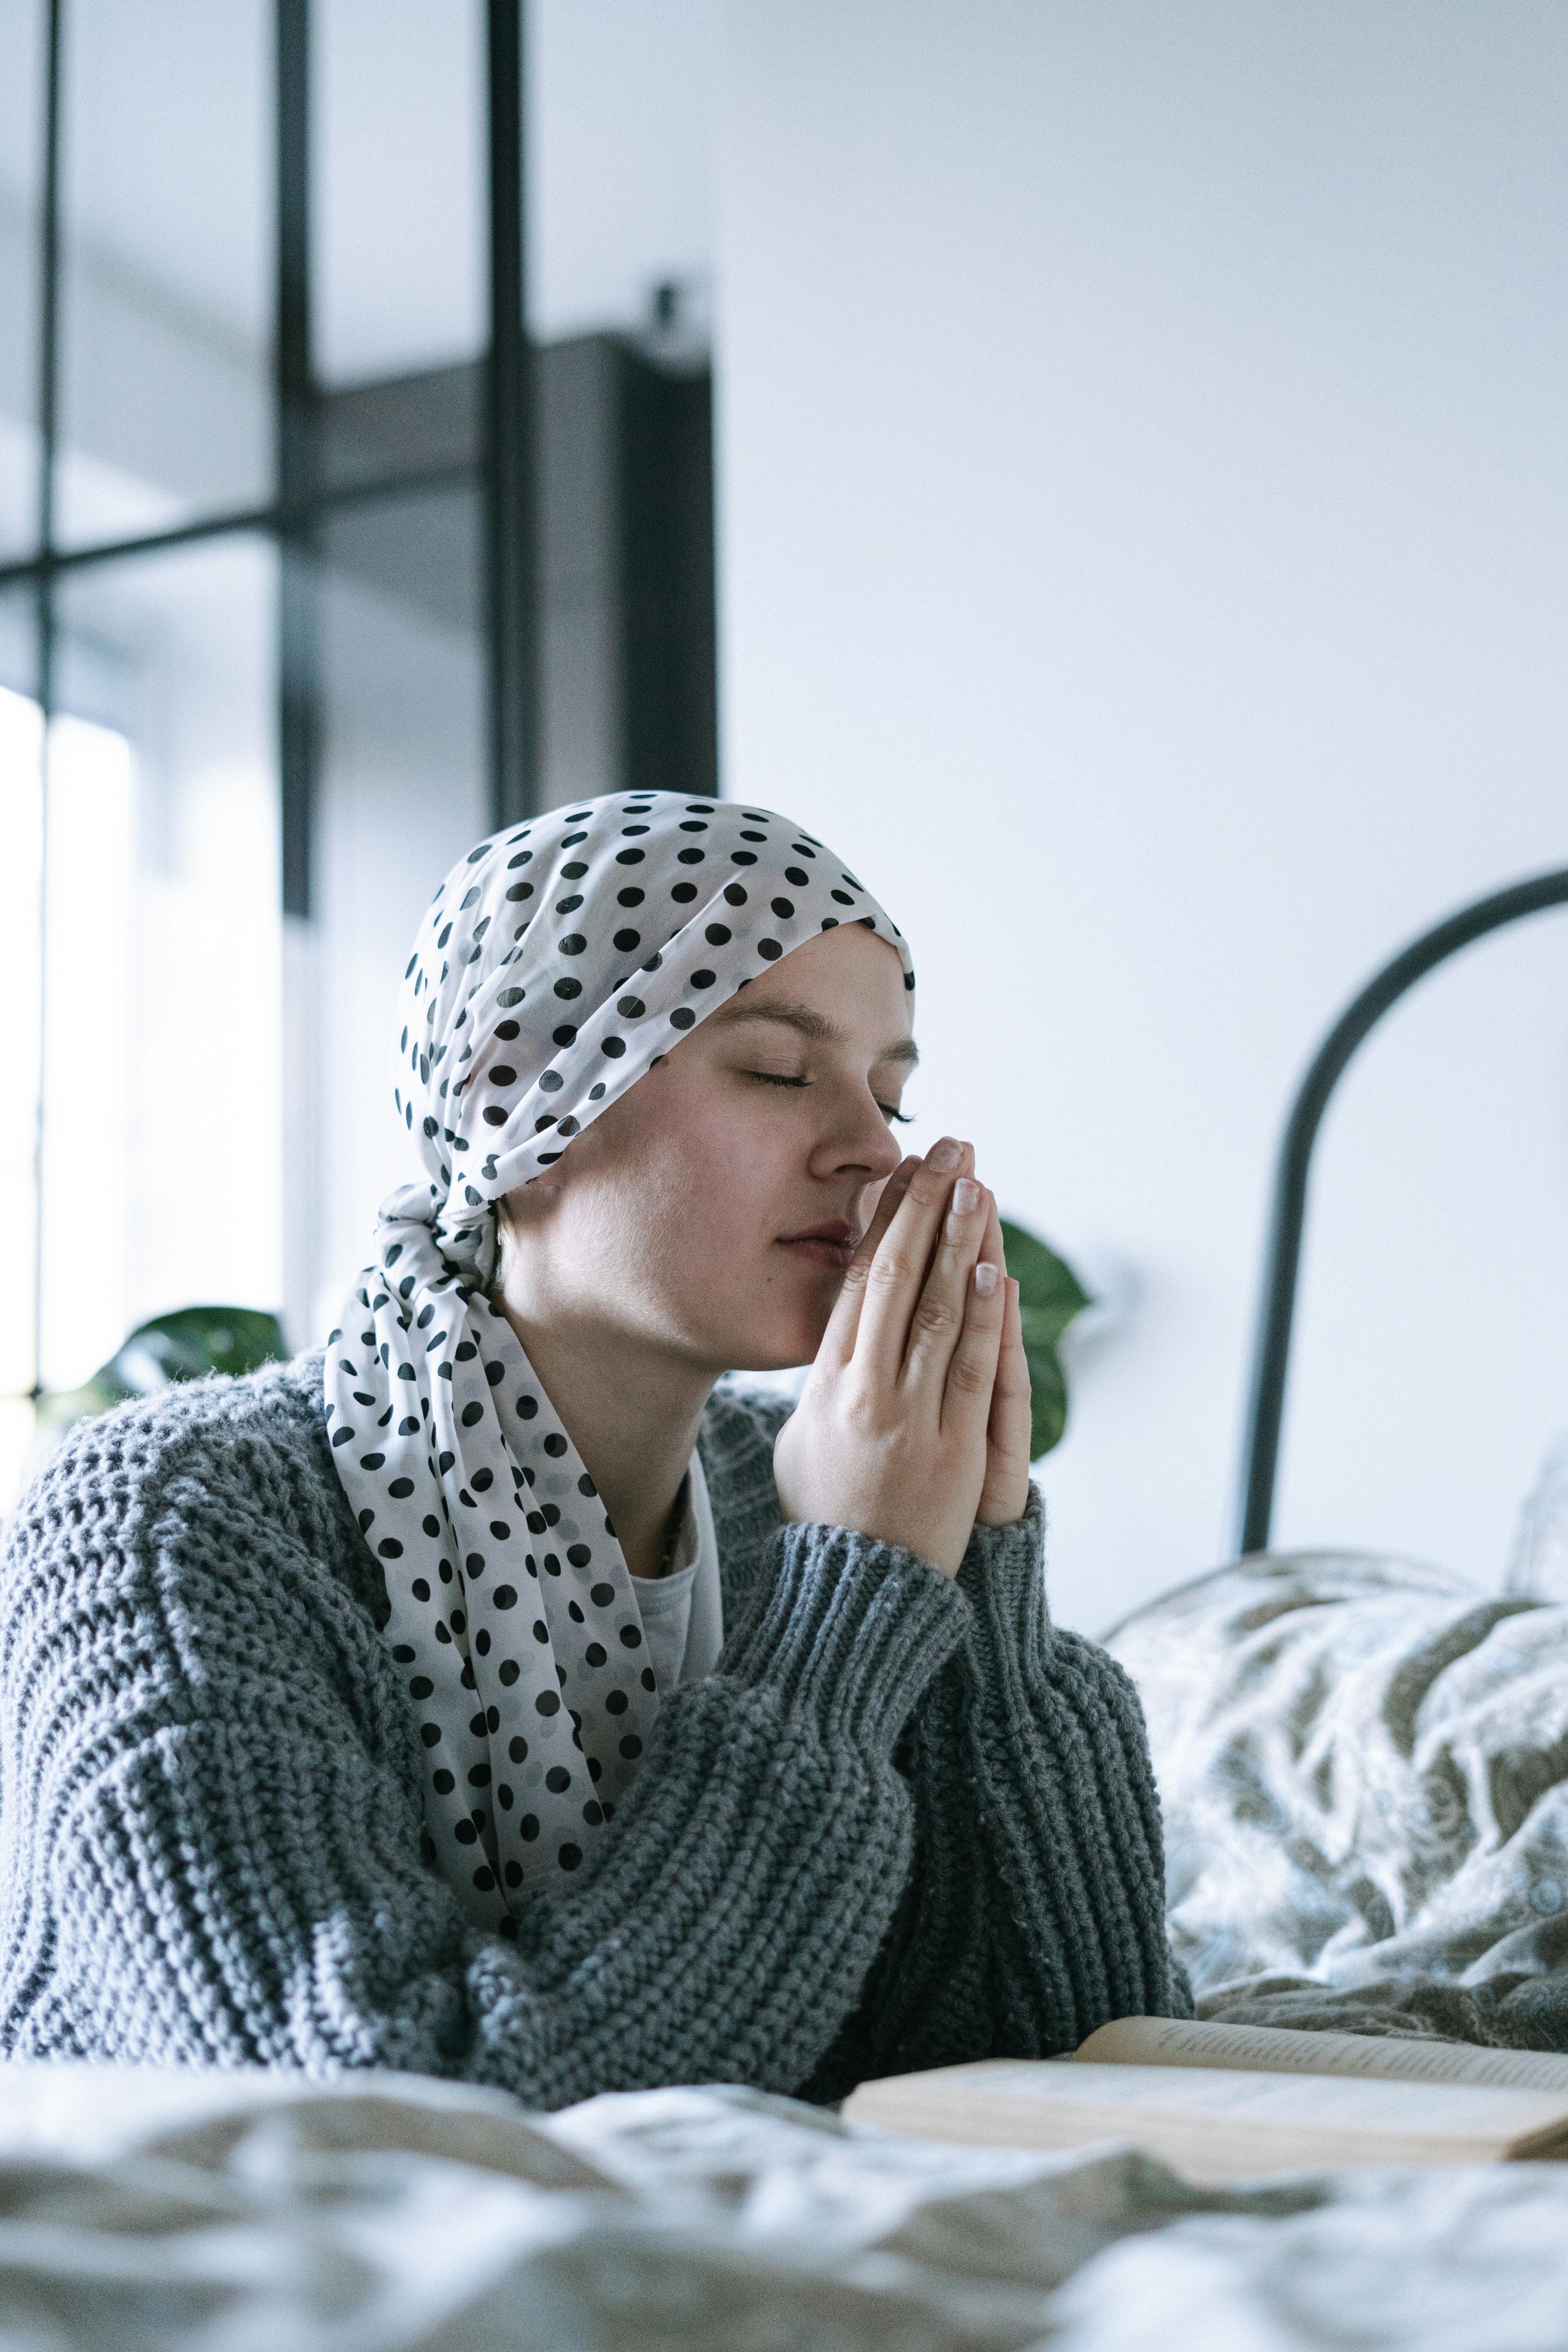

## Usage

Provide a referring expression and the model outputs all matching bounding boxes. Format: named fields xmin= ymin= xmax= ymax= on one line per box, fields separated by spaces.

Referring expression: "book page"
xmin=1074 ymin=2015 xmax=1568 ymax=2096
xmin=886 ymin=2058 xmax=1568 ymax=2154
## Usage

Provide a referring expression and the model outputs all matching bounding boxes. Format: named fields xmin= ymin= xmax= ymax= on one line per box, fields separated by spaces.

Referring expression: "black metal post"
xmin=485 ymin=0 xmax=537 ymax=829
xmin=29 ymin=0 xmax=64 ymax=1403
xmin=1235 ymin=866 xmax=1568 ymax=1558
xmin=0 ymin=461 xmax=481 ymax=592
xmin=276 ymin=0 xmax=319 ymax=919
xmin=35 ymin=0 xmax=61 ymax=713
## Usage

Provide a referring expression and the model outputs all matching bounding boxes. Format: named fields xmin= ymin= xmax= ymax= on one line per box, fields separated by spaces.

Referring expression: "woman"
xmin=0 ymin=791 xmax=1185 ymax=2096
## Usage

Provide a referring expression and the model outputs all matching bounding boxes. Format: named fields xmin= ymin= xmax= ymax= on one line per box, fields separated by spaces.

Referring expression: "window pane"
xmin=309 ymin=483 xmax=486 ymax=1338
xmin=320 ymin=356 xmax=480 ymax=501
xmin=0 ymin=0 xmax=44 ymax=558
xmin=50 ymin=537 xmax=282 ymax=1387
xmin=0 ymin=589 xmax=42 ymax=1503
xmin=57 ymin=0 xmax=271 ymax=549
xmin=37 ymin=702 xmax=135 ymax=1386
xmin=315 ymin=0 xmax=485 ymax=388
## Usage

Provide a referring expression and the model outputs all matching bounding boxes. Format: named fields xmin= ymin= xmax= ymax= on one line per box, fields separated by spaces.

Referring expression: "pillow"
xmin=1106 ymin=1548 xmax=1568 ymax=2048
xmin=1504 ymin=1431 xmax=1568 ymax=1603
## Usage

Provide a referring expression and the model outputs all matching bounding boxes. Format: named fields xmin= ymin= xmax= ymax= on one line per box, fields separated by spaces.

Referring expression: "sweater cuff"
xmin=954 ymin=1484 xmax=1049 ymax=1677
xmin=719 ymin=1523 xmax=968 ymax=1754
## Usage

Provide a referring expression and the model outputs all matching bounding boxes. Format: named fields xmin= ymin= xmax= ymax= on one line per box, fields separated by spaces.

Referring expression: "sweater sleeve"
xmin=802 ymin=1488 xmax=1189 ymax=2098
xmin=0 ymin=1388 xmax=967 ymax=2106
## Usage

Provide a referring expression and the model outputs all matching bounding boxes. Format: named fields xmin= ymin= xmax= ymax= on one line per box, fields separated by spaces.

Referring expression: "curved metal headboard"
xmin=1235 ymin=864 xmax=1568 ymax=1558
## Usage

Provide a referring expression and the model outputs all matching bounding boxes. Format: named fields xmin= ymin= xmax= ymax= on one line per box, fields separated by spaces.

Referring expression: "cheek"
xmin=570 ymin=1074 xmax=782 ymax=1283
xmin=558 ymin=1074 xmax=834 ymax=1363
xmin=629 ymin=1112 xmax=832 ymax=1359
xmin=631 ymin=1098 xmax=781 ymax=1246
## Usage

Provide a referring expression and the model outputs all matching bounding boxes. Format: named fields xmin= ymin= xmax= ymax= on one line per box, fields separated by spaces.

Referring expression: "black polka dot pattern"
xmin=325 ymin=791 xmax=913 ymax=1931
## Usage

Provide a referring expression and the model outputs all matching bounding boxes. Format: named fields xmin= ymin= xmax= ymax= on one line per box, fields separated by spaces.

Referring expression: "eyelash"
xmin=748 ymin=1072 xmax=913 ymax=1124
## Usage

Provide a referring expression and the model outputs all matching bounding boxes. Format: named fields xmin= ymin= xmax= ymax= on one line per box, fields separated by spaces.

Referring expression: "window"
xmin=1 ymin=0 xmax=716 ymax=1502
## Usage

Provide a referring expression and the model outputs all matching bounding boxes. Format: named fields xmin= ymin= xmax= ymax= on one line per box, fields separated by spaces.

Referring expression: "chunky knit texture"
xmin=0 ymin=1354 xmax=1186 ymax=2100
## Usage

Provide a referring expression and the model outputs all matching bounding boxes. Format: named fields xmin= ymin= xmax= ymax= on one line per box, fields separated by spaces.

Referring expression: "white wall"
xmin=715 ymin=1 xmax=1568 ymax=1632
xmin=530 ymin=0 xmax=719 ymax=341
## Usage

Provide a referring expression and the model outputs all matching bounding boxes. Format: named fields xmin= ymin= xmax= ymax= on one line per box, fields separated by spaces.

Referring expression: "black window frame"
xmin=1 ymin=0 xmax=539 ymax=1409
xmin=1 ymin=0 xmax=539 ymax=878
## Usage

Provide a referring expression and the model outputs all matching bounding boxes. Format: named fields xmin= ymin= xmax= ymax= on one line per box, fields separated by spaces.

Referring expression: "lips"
xmin=776 ymin=1221 xmax=860 ymax=1272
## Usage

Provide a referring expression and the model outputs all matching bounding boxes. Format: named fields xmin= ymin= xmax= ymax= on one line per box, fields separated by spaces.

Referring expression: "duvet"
xmin=1105 ymin=1546 xmax=1568 ymax=2049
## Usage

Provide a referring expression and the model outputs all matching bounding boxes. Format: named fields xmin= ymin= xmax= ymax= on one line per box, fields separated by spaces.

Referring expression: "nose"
xmin=860 ymin=1116 xmax=906 ymax=1183
xmin=808 ymin=1080 xmax=905 ymax=1185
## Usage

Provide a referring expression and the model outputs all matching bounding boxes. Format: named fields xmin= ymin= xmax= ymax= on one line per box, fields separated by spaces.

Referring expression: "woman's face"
xmin=500 ymin=922 xmax=916 ymax=1372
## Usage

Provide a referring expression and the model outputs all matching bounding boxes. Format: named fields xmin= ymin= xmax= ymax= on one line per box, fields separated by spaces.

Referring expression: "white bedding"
xmin=0 ymin=2062 xmax=1561 ymax=2349
xmin=1105 ymin=1547 xmax=1568 ymax=2045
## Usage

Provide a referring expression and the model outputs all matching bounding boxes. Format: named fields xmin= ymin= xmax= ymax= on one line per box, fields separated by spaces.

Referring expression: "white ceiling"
xmin=0 ymin=0 xmax=718 ymax=383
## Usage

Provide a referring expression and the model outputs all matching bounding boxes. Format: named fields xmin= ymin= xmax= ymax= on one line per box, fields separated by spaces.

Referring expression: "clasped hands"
xmin=773 ymin=1139 xmax=1033 ymax=1577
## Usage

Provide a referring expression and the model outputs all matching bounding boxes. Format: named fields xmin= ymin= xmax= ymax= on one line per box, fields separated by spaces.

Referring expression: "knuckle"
xmin=842 ymin=1383 xmax=880 ymax=1430
xmin=912 ymin=1295 xmax=959 ymax=1337
xmin=946 ymin=1352 xmax=992 ymax=1398
xmin=867 ymin=1252 xmax=910 ymax=1294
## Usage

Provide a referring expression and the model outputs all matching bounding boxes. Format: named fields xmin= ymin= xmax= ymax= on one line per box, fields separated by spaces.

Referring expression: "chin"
xmin=721 ymin=1344 xmax=819 ymax=1378
xmin=717 ymin=1315 xmax=829 ymax=1377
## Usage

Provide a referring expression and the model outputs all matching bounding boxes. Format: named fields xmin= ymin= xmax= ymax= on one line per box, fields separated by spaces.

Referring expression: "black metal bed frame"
xmin=1236 ymin=865 xmax=1568 ymax=1558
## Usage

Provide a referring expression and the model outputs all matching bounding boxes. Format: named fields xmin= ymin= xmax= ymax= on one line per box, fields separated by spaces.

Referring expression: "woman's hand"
xmin=773 ymin=1137 xmax=1028 ymax=1577
xmin=974 ymin=1191 xmax=1033 ymax=1528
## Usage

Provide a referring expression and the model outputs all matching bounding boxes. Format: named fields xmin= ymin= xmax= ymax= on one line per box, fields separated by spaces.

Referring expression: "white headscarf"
xmin=325 ymin=790 xmax=913 ymax=1931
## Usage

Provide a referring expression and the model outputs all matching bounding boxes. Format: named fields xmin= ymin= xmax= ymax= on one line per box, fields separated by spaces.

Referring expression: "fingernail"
xmin=973 ymin=1261 xmax=999 ymax=1296
xmin=929 ymin=1137 xmax=961 ymax=1172
xmin=952 ymin=1177 xmax=981 ymax=1214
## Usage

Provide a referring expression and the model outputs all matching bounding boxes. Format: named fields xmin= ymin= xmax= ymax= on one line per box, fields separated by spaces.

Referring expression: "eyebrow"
xmin=715 ymin=999 xmax=920 ymax=1066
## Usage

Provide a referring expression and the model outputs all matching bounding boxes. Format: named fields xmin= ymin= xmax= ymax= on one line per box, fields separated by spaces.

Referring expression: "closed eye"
xmin=747 ymin=1071 xmax=912 ymax=1123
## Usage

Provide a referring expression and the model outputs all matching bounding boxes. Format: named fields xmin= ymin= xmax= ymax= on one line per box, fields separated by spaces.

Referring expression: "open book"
xmin=842 ymin=2017 xmax=1568 ymax=2182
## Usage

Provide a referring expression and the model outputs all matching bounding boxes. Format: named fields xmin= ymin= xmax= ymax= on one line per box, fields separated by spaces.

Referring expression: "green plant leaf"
xmin=36 ymin=1307 xmax=288 ymax=1443
xmin=1000 ymin=1219 xmax=1092 ymax=1460
xmin=103 ymin=1306 xmax=287 ymax=1396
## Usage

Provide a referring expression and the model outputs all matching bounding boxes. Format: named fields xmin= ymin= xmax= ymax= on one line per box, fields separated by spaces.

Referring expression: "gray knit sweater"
xmin=0 ymin=1353 xmax=1185 ymax=2100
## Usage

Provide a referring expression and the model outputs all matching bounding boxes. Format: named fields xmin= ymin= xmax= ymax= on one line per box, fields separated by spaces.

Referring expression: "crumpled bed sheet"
xmin=0 ymin=2063 xmax=1560 ymax=2350
xmin=1105 ymin=1548 xmax=1568 ymax=2047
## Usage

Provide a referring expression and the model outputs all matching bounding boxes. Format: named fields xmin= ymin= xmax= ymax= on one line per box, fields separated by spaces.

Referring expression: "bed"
xmin=0 ymin=2052 xmax=1563 ymax=2349
xmin=1123 ymin=860 xmax=1568 ymax=2053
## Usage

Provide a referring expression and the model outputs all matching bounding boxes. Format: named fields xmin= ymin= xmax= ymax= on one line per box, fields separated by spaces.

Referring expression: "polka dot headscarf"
xmin=325 ymin=790 xmax=913 ymax=1928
